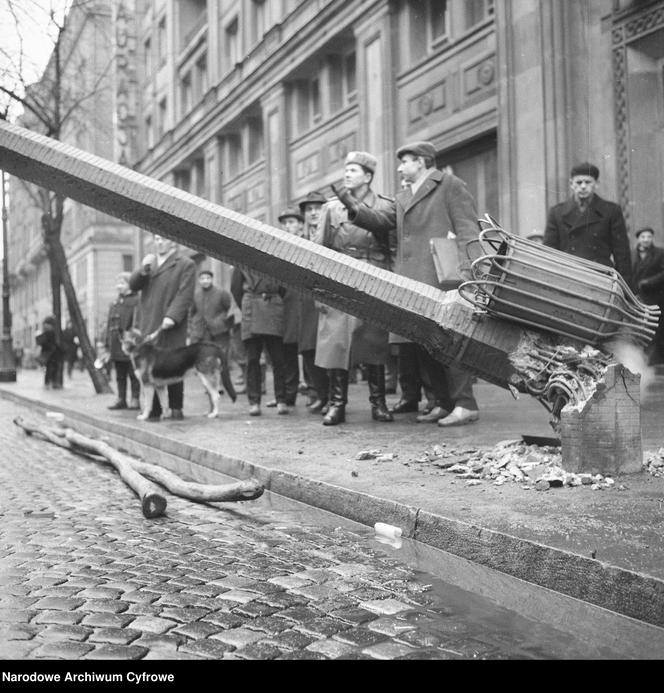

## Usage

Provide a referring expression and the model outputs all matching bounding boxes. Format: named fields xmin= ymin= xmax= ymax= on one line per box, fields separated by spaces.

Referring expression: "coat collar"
xmin=400 ymin=169 xmax=444 ymax=211
xmin=560 ymin=194 xmax=607 ymax=227
xmin=152 ymin=250 xmax=181 ymax=277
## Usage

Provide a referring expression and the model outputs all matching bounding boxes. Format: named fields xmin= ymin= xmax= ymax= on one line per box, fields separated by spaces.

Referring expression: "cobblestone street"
xmin=0 ymin=399 xmax=655 ymax=662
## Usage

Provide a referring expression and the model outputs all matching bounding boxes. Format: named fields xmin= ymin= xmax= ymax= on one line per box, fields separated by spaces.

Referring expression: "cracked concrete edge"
xmin=3 ymin=387 xmax=663 ymax=629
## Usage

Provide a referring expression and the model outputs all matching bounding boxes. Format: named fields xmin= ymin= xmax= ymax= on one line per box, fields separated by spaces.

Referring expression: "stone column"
xmin=260 ymin=84 xmax=289 ymax=223
xmin=353 ymin=1 xmax=395 ymax=194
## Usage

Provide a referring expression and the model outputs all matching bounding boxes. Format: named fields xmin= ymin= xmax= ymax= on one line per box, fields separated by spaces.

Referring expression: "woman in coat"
xmin=105 ymin=271 xmax=140 ymax=410
xmin=312 ymin=151 xmax=396 ymax=426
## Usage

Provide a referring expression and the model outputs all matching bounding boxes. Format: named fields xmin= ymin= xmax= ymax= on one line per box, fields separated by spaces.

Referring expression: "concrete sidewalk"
xmin=2 ymin=366 xmax=664 ymax=629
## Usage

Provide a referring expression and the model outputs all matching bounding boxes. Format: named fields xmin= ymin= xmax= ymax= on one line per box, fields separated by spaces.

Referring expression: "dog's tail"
xmin=221 ymin=367 xmax=237 ymax=403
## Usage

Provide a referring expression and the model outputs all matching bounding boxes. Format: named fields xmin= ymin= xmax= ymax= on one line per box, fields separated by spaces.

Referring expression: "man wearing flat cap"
xmin=543 ymin=162 xmax=632 ymax=287
xmin=296 ymin=191 xmax=330 ymax=413
xmin=311 ymin=151 xmax=397 ymax=426
xmin=632 ymin=226 xmax=664 ymax=364
xmin=333 ymin=140 xmax=481 ymax=427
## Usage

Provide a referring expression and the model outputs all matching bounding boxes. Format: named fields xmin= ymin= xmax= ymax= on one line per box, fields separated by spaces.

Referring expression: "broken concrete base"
xmin=560 ymin=364 xmax=642 ymax=475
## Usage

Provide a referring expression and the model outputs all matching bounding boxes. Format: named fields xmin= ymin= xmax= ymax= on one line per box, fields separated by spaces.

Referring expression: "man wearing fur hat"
xmin=543 ymin=162 xmax=632 ymax=287
xmin=311 ymin=151 xmax=397 ymax=426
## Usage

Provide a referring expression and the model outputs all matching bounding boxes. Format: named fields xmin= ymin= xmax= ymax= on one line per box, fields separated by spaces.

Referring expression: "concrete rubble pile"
xmin=643 ymin=450 xmax=664 ymax=478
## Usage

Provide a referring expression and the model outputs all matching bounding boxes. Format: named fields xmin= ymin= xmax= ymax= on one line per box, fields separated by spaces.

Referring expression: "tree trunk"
xmin=41 ymin=211 xmax=112 ymax=394
xmin=44 ymin=230 xmax=64 ymax=389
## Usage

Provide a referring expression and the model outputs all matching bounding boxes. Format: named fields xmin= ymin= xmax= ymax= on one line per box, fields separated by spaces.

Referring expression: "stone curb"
xmin=3 ymin=387 xmax=663 ymax=630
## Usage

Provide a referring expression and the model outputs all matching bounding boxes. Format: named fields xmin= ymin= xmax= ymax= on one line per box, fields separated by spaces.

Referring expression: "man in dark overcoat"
xmin=230 ymin=266 xmax=288 ymax=417
xmin=632 ymin=226 xmax=664 ymax=364
xmin=129 ymin=234 xmax=196 ymax=421
xmin=190 ymin=269 xmax=233 ymax=354
xmin=543 ymin=162 xmax=632 ymax=287
xmin=334 ymin=141 xmax=480 ymax=427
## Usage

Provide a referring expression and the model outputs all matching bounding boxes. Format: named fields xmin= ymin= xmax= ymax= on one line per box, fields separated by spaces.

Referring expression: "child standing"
xmin=105 ymin=272 xmax=140 ymax=410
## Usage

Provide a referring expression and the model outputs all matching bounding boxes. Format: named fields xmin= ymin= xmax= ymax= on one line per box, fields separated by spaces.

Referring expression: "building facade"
xmin=8 ymin=0 xmax=664 ymax=352
xmin=131 ymin=0 xmax=664 ymax=288
xmin=7 ymin=0 xmax=142 ymax=360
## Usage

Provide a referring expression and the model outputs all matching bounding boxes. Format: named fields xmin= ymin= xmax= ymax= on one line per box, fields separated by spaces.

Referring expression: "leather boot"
xmin=322 ymin=369 xmax=348 ymax=426
xmin=367 ymin=365 xmax=394 ymax=422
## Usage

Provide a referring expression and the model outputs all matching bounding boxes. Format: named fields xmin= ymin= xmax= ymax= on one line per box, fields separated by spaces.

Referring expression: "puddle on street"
xmin=211 ymin=484 xmax=664 ymax=660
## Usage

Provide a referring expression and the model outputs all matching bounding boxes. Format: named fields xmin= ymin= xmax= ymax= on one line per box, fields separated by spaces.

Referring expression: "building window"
xmin=311 ymin=77 xmax=321 ymax=123
xmin=407 ymin=0 xmax=450 ymax=64
xmin=157 ymin=16 xmax=167 ymax=67
xmin=247 ymin=116 xmax=263 ymax=164
xmin=345 ymin=51 xmax=356 ymax=101
xmin=145 ymin=114 xmax=154 ymax=149
xmin=430 ymin=0 xmax=448 ymax=40
xmin=158 ymin=97 xmax=167 ymax=137
xmin=464 ymin=0 xmax=494 ymax=29
xmin=143 ymin=36 xmax=152 ymax=79
xmin=226 ymin=133 xmax=242 ymax=177
xmin=193 ymin=157 xmax=205 ymax=197
xmin=174 ymin=168 xmax=192 ymax=192
xmin=122 ymin=254 xmax=134 ymax=272
xmin=252 ymin=0 xmax=266 ymax=44
xmin=181 ymin=72 xmax=192 ymax=116
xmin=195 ymin=52 xmax=208 ymax=96
xmin=223 ymin=17 xmax=239 ymax=73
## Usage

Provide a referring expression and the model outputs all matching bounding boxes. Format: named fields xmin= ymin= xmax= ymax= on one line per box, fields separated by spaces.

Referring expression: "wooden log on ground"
xmin=64 ymin=431 xmax=264 ymax=503
xmin=13 ymin=417 xmax=167 ymax=519
xmin=124 ymin=458 xmax=264 ymax=503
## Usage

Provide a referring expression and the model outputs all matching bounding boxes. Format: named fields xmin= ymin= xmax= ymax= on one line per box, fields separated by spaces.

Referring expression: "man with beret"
xmin=632 ymin=226 xmax=664 ymax=364
xmin=297 ymin=191 xmax=330 ymax=413
xmin=333 ymin=140 xmax=480 ymax=427
xmin=543 ymin=162 xmax=632 ymax=287
xmin=312 ymin=151 xmax=397 ymax=426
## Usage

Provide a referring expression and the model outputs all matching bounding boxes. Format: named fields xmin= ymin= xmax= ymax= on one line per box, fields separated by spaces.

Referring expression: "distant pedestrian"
xmin=632 ymin=227 xmax=664 ymax=365
xmin=190 ymin=269 xmax=234 ymax=357
xmin=129 ymin=234 xmax=196 ymax=421
xmin=543 ymin=162 xmax=632 ymax=287
xmin=105 ymin=272 xmax=140 ymax=411
xmin=35 ymin=316 xmax=63 ymax=390
xmin=61 ymin=321 xmax=78 ymax=378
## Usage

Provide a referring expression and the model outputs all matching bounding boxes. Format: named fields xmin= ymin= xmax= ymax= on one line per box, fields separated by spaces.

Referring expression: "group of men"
xmin=113 ymin=146 xmax=663 ymax=424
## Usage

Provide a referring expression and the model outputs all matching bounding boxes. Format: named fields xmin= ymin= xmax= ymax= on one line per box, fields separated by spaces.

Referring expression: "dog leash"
xmin=145 ymin=327 xmax=163 ymax=343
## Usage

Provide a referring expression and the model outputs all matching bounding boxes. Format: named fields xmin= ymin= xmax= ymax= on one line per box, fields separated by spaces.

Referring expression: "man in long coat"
xmin=334 ymin=140 xmax=480 ymax=427
xmin=543 ymin=162 xmax=632 ymax=287
xmin=312 ymin=151 xmax=397 ymax=426
xmin=129 ymin=234 xmax=195 ymax=421
xmin=632 ymin=226 xmax=664 ymax=364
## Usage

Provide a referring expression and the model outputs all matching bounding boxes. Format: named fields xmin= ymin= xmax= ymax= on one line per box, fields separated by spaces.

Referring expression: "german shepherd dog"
xmin=121 ymin=328 xmax=236 ymax=420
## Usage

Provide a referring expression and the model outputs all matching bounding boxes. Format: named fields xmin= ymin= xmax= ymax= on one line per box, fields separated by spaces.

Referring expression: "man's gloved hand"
xmin=161 ymin=317 xmax=175 ymax=330
xmin=331 ymin=184 xmax=359 ymax=218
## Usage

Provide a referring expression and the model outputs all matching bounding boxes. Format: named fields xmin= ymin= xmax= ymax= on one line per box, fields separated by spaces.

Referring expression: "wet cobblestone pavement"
xmin=0 ymin=400 xmax=653 ymax=660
